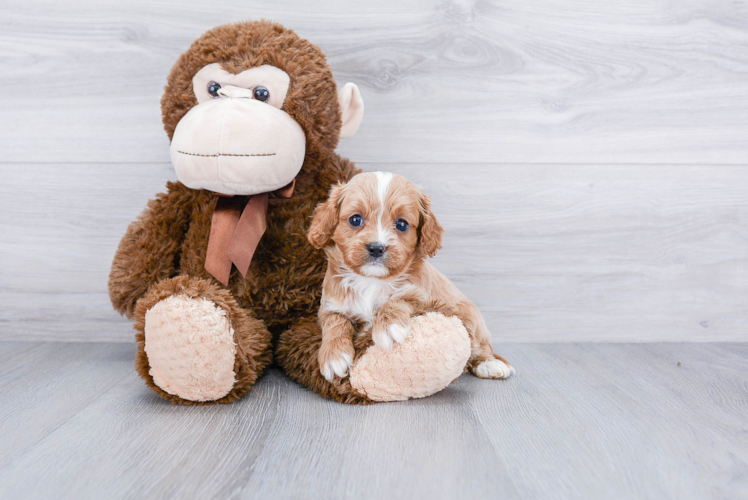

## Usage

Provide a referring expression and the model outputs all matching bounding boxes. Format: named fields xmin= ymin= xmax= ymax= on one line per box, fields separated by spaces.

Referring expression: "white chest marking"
xmin=326 ymin=270 xmax=412 ymax=329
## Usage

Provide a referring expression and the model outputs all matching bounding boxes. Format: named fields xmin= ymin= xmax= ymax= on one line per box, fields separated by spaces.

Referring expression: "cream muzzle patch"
xmin=170 ymin=64 xmax=305 ymax=196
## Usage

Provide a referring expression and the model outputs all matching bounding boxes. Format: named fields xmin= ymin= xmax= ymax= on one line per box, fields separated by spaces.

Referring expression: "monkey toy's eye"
xmin=253 ymin=86 xmax=270 ymax=102
xmin=208 ymin=82 xmax=221 ymax=98
xmin=349 ymin=215 xmax=363 ymax=227
xmin=395 ymin=219 xmax=409 ymax=232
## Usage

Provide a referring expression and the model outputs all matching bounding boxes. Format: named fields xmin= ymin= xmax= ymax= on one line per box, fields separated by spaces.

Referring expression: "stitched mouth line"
xmin=177 ymin=151 xmax=276 ymax=157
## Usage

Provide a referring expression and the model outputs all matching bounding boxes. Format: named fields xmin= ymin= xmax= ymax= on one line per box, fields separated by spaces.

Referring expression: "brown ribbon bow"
xmin=204 ymin=179 xmax=295 ymax=286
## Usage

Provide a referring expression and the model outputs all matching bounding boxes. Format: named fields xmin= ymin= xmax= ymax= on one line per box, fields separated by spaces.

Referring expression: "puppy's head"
xmin=308 ymin=172 xmax=444 ymax=278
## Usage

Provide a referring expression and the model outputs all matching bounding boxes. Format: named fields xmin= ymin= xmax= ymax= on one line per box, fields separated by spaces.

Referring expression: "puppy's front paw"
xmin=318 ymin=339 xmax=355 ymax=383
xmin=372 ymin=319 xmax=411 ymax=350
xmin=472 ymin=359 xmax=515 ymax=379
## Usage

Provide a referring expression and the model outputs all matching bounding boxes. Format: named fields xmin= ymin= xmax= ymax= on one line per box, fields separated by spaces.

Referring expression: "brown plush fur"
xmin=109 ymin=20 xmax=361 ymax=404
xmin=275 ymin=318 xmax=375 ymax=405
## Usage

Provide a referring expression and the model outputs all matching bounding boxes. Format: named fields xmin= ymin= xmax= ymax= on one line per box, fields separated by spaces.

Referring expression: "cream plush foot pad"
xmin=144 ymin=295 xmax=237 ymax=402
xmin=349 ymin=312 xmax=471 ymax=402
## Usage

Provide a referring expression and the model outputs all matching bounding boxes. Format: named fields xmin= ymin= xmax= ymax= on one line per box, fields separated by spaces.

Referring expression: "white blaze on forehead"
xmin=375 ymin=171 xmax=394 ymax=203
xmin=374 ymin=171 xmax=394 ymax=245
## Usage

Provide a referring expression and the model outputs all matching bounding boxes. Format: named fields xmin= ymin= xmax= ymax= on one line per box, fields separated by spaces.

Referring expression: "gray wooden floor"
xmin=1 ymin=341 xmax=746 ymax=500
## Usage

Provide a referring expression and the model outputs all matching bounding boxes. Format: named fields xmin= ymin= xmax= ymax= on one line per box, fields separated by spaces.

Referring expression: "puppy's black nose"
xmin=367 ymin=242 xmax=385 ymax=258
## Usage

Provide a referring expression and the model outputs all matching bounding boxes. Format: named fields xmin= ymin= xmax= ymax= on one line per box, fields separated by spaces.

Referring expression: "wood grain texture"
xmin=0 ymin=341 xmax=746 ymax=500
xmin=0 ymin=342 xmax=134 ymax=469
xmin=0 ymin=0 xmax=747 ymax=164
xmin=1 ymin=1 xmax=747 ymax=342
xmin=2 ymin=162 xmax=746 ymax=342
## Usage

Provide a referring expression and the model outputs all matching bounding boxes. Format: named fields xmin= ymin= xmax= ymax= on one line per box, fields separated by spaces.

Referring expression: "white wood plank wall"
xmin=1 ymin=0 xmax=746 ymax=342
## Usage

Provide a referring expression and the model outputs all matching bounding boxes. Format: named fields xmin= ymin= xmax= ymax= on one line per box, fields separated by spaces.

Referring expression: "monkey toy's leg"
xmin=276 ymin=319 xmax=375 ymax=405
xmin=133 ymin=275 xmax=272 ymax=404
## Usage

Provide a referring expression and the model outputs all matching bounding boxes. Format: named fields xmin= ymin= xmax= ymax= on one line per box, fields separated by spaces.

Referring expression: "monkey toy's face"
xmin=162 ymin=21 xmax=364 ymax=196
xmin=170 ymin=63 xmax=305 ymax=195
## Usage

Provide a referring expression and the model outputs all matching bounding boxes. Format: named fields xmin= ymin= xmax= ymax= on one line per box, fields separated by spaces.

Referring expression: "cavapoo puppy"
xmin=307 ymin=171 xmax=515 ymax=383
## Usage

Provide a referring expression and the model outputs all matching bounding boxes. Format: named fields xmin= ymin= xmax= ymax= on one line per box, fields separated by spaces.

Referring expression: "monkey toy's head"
xmin=161 ymin=21 xmax=364 ymax=196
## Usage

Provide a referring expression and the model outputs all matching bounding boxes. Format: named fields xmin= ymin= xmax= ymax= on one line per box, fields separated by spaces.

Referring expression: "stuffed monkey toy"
xmin=109 ymin=20 xmax=472 ymax=405
xmin=109 ymin=21 xmax=363 ymax=404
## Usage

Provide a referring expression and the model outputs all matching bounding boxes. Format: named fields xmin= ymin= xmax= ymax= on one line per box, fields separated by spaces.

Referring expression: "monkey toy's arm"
xmin=108 ymin=181 xmax=195 ymax=318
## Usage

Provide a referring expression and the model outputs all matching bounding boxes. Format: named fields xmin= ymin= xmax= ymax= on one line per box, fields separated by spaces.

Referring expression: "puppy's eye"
xmin=349 ymin=215 xmax=363 ymax=227
xmin=208 ymin=82 xmax=221 ymax=98
xmin=395 ymin=219 xmax=409 ymax=232
xmin=254 ymin=86 xmax=270 ymax=102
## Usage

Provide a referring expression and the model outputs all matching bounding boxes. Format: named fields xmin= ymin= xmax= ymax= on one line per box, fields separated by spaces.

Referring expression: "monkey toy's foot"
xmin=133 ymin=276 xmax=272 ymax=404
xmin=277 ymin=312 xmax=471 ymax=404
xmin=348 ymin=313 xmax=471 ymax=402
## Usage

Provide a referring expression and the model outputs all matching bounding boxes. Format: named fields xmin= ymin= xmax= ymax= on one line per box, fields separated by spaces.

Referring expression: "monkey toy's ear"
xmin=338 ymin=83 xmax=365 ymax=138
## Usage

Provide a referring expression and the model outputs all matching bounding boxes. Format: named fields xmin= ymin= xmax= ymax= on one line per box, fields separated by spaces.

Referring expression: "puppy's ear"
xmin=418 ymin=192 xmax=444 ymax=258
xmin=308 ymin=183 xmax=346 ymax=249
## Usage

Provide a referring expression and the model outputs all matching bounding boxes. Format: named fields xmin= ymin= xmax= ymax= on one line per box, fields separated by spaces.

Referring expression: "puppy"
xmin=308 ymin=172 xmax=515 ymax=383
